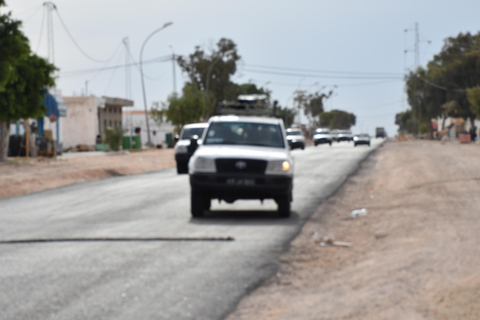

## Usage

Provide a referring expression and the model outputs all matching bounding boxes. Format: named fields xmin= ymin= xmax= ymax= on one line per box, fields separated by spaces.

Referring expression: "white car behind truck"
xmin=188 ymin=115 xmax=294 ymax=218
xmin=174 ymin=123 xmax=208 ymax=174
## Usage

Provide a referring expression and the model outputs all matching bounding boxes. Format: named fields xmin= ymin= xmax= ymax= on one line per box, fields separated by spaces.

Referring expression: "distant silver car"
xmin=313 ymin=128 xmax=332 ymax=146
xmin=286 ymin=128 xmax=305 ymax=150
xmin=353 ymin=133 xmax=371 ymax=147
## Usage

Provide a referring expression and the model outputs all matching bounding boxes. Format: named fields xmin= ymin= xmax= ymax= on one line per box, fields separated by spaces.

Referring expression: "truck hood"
xmin=193 ymin=145 xmax=292 ymax=162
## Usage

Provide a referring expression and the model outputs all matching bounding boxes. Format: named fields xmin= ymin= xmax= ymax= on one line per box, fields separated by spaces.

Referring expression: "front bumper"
xmin=314 ymin=138 xmax=331 ymax=144
xmin=354 ymin=140 xmax=370 ymax=145
xmin=190 ymin=172 xmax=293 ymax=200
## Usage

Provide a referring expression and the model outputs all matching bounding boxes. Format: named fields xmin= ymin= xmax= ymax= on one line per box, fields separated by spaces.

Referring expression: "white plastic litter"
xmin=349 ymin=208 xmax=367 ymax=218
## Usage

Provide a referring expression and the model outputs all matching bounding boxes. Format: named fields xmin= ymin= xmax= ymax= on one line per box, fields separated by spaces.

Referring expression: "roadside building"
xmin=122 ymin=110 xmax=175 ymax=147
xmin=61 ymin=95 xmax=133 ymax=150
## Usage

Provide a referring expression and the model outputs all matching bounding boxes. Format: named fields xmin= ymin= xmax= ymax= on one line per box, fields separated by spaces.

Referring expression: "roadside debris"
xmin=311 ymin=232 xmax=351 ymax=248
xmin=349 ymin=208 xmax=367 ymax=218
xmin=374 ymin=230 xmax=388 ymax=239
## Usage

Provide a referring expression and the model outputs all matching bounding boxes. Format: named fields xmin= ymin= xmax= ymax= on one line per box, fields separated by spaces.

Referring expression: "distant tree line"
xmin=399 ymin=31 xmax=480 ymax=138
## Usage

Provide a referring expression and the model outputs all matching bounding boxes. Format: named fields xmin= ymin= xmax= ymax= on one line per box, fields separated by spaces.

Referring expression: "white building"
xmin=60 ymin=96 xmax=133 ymax=150
xmin=122 ymin=110 xmax=175 ymax=147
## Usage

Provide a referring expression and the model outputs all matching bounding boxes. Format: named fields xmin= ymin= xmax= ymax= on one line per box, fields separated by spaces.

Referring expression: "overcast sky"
xmin=5 ymin=0 xmax=480 ymax=135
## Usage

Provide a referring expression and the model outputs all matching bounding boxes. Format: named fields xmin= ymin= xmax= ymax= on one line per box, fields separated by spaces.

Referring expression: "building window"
xmin=114 ymin=121 xmax=117 ymax=128
xmin=109 ymin=120 xmax=112 ymax=127
xmin=104 ymin=119 xmax=107 ymax=129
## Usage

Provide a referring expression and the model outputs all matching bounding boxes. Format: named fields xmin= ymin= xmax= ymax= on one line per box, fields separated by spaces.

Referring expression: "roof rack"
xmin=215 ymin=94 xmax=278 ymax=117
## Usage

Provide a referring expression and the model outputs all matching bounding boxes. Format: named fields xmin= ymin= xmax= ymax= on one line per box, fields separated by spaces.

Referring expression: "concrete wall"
xmin=62 ymin=96 xmax=98 ymax=149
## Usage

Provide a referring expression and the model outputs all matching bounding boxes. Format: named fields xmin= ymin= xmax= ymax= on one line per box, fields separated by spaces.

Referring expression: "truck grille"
xmin=215 ymin=159 xmax=267 ymax=174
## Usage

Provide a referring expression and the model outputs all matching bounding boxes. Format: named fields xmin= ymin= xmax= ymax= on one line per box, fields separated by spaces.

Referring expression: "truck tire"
xmin=276 ymin=196 xmax=291 ymax=218
xmin=191 ymin=191 xmax=205 ymax=217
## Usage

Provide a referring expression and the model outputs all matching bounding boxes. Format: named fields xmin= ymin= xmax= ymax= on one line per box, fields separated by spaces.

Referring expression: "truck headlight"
xmin=191 ymin=157 xmax=216 ymax=173
xmin=266 ymin=160 xmax=292 ymax=175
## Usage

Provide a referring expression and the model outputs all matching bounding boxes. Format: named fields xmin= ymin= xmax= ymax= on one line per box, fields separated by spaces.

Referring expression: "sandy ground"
xmin=0 ymin=149 xmax=175 ymax=199
xmin=226 ymin=140 xmax=480 ymax=320
xmin=1 ymin=141 xmax=479 ymax=319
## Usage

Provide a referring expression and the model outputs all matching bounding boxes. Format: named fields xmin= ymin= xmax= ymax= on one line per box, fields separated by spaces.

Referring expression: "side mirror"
xmin=188 ymin=135 xmax=199 ymax=153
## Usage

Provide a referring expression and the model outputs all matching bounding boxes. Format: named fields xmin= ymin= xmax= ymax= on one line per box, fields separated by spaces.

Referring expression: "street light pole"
xmin=140 ymin=22 xmax=173 ymax=147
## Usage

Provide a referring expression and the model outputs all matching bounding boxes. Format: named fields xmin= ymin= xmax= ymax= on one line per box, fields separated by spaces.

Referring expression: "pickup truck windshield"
xmin=204 ymin=122 xmax=285 ymax=148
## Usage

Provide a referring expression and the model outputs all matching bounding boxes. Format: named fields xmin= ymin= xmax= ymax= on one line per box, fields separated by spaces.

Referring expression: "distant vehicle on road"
xmin=313 ymin=128 xmax=332 ymax=146
xmin=376 ymin=127 xmax=387 ymax=138
xmin=286 ymin=128 xmax=305 ymax=150
xmin=336 ymin=130 xmax=353 ymax=142
xmin=174 ymin=123 xmax=208 ymax=174
xmin=353 ymin=133 xmax=371 ymax=147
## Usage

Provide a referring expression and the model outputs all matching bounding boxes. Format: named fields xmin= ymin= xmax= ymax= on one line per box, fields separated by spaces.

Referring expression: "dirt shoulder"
xmin=0 ymin=149 xmax=175 ymax=199
xmin=227 ymin=140 xmax=480 ymax=320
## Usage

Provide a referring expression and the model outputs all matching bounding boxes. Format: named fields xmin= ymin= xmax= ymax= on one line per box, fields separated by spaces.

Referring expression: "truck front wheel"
xmin=276 ymin=196 xmax=291 ymax=218
xmin=191 ymin=191 xmax=205 ymax=218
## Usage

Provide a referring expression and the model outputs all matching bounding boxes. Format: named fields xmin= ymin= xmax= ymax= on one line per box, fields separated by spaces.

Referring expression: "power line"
xmin=104 ymin=48 xmax=126 ymax=95
xmin=53 ymin=5 xmax=122 ymax=63
xmin=124 ymin=42 xmax=163 ymax=81
xmin=22 ymin=5 xmax=43 ymax=23
xmin=242 ymin=67 xmax=403 ymax=80
xmin=59 ymin=55 xmax=172 ymax=78
xmin=245 ymin=64 xmax=403 ymax=77
xmin=35 ymin=6 xmax=46 ymax=54
xmin=87 ymin=42 xmax=124 ymax=83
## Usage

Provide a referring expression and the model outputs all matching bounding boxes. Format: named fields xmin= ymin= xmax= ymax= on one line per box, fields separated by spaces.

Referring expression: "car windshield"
xmin=204 ymin=121 xmax=285 ymax=148
xmin=316 ymin=130 xmax=329 ymax=134
xmin=286 ymin=130 xmax=302 ymax=136
xmin=356 ymin=134 xmax=369 ymax=137
xmin=181 ymin=127 xmax=205 ymax=140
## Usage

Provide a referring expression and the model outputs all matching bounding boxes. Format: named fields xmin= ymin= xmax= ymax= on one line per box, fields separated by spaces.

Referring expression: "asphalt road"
xmin=0 ymin=139 xmax=383 ymax=320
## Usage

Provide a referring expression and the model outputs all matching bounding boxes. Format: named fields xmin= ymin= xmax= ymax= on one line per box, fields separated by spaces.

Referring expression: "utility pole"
xmin=123 ymin=37 xmax=134 ymax=148
xmin=414 ymin=22 xmax=419 ymax=68
xmin=44 ymin=2 xmax=56 ymax=63
xmin=404 ymin=22 xmax=422 ymax=70
xmin=170 ymin=45 xmax=177 ymax=95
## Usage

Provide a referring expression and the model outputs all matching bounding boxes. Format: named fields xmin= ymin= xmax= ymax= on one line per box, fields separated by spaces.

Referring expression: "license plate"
xmin=226 ymin=178 xmax=255 ymax=186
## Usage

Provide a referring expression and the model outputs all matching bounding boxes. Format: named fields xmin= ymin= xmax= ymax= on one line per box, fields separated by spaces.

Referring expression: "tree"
xmin=0 ymin=2 xmax=56 ymax=161
xmin=405 ymin=67 xmax=444 ymax=138
xmin=318 ymin=110 xmax=356 ymax=129
xmin=425 ymin=32 xmax=480 ymax=127
xmin=152 ymin=84 xmax=206 ymax=133
xmin=293 ymin=89 xmax=332 ymax=125
xmin=395 ymin=110 xmax=420 ymax=135
xmin=0 ymin=54 xmax=56 ymax=161
xmin=0 ymin=0 xmax=30 ymax=91
xmin=467 ymin=86 xmax=480 ymax=118
xmin=277 ymin=106 xmax=296 ymax=128
xmin=176 ymin=38 xmax=240 ymax=118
